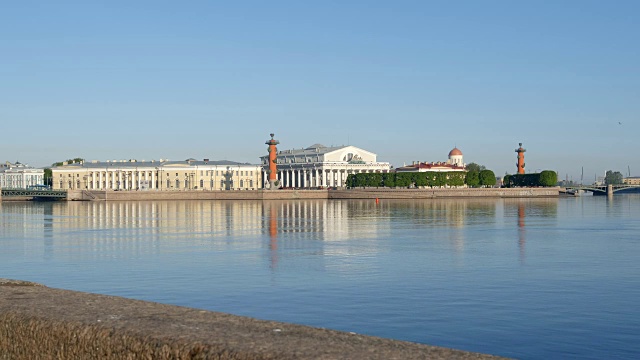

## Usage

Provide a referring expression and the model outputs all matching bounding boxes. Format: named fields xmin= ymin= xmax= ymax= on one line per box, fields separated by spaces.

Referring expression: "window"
xmin=166 ymin=179 xmax=170 ymax=188
xmin=200 ymin=171 xmax=203 ymax=176
xmin=200 ymin=179 xmax=204 ymax=188
xmin=240 ymin=180 xmax=244 ymax=188
xmin=175 ymin=179 xmax=180 ymax=188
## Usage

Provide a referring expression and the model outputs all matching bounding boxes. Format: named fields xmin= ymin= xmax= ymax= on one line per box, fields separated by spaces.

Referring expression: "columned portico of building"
xmin=272 ymin=165 xmax=388 ymax=189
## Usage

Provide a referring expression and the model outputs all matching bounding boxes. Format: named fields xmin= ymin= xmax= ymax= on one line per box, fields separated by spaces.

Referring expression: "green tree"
xmin=382 ymin=173 xmax=395 ymax=188
xmin=43 ymin=168 xmax=53 ymax=186
xmin=448 ymin=172 xmax=466 ymax=187
xmin=395 ymin=173 xmax=412 ymax=187
xmin=479 ymin=170 xmax=496 ymax=187
xmin=367 ymin=173 xmax=383 ymax=187
xmin=465 ymin=171 xmax=480 ymax=187
xmin=605 ymin=170 xmax=623 ymax=185
xmin=414 ymin=173 xmax=427 ymax=187
xmin=346 ymin=174 xmax=355 ymax=188
xmin=434 ymin=172 xmax=447 ymax=187
xmin=503 ymin=174 xmax=511 ymax=188
xmin=465 ymin=162 xmax=486 ymax=173
xmin=539 ymin=170 xmax=558 ymax=187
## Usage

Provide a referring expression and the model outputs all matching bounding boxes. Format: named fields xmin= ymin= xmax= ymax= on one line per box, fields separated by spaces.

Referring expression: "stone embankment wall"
xmin=67 ymin=188 xmax=558 ymax=201
xmin=68 ymin=189 xmax=330 ymax=201
xmin=0 ymin=279 xmax=505 ymax=360
xmin=329 ymin=187 xmax=559 ymax=199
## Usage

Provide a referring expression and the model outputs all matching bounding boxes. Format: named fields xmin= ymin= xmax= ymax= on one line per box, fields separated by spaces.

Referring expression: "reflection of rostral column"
xmin=265 ymin=133 xmax=280 ymax=190
xmin=265 ymin=202 xmax=279 ymax=270
xmin=518 ymin=202 xmax=526 ymax=263
xmin=515 ymin=142 xmax=526 ymax=174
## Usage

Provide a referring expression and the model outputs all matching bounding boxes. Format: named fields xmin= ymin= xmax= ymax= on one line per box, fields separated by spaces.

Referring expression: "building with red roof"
xmin=396 ymin=148 xmax=466 ymax=173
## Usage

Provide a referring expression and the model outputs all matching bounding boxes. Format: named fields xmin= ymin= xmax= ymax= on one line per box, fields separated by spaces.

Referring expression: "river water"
xmin=1 ymin=196 xmax=639 ymax=359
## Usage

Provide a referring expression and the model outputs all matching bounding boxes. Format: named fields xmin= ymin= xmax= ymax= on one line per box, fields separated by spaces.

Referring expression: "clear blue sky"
xmin=2 ymin=1 xmax=638 ymax=181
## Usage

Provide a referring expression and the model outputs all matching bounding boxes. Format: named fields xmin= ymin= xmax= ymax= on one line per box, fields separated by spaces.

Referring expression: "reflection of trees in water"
xmin=503 ymin=198 xmax=558 ymax=219
xmin=348 ymin=199 xmax=498 ymax=228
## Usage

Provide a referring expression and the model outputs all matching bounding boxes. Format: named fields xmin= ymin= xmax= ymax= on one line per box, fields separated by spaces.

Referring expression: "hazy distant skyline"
xmin=2 ymin=1 xmax=638 ymax=182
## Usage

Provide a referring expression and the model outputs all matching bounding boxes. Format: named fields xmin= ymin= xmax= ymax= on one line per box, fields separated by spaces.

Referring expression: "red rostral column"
xmin=266 ymin=133 xmax=280 ymax=190
xmin=515 ymin=142 xmax=526 ymax=174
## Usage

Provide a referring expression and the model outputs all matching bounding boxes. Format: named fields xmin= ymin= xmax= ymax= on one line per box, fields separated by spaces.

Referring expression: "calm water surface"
xmin=1 ymin=196 xmax=639 ymax=359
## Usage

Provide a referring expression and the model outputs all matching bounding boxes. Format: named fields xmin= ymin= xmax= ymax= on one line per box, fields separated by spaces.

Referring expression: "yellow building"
xmin=623 ymin=177 xmax=640 ymax=185
xmin=51 ymin=159 xmax=263 ymax=191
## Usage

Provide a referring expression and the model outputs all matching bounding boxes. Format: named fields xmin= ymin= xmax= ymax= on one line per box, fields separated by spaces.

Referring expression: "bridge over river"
xmin=563 ymin=184 xmax=640 ymax=196
xmin=0 ymin=188 xmax=67 ymax=200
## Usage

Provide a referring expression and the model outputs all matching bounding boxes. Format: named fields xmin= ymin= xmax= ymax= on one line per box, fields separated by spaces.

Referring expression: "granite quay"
xmin=0 ymin=279 xmax=507 ymax=360
xmin=59 ymin=187 xmax=559 ymax=201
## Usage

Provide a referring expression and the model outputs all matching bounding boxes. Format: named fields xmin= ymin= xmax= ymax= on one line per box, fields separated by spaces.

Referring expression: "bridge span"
xmin=0 ymin=188 xmax=67 ymax=200
xmin=564 ymin=184 xmax=640 ymax=196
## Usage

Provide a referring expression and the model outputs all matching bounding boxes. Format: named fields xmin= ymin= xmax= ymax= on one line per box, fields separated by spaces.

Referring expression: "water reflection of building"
xmin=43 ymin=201 xmax=267 ymax=260
xmin=0 ymin=202 xmax=50 ymax=256
xmin=4 ymin=199 xmax=548 ymax=272
xmin=261 ymin=199 xmax=389 ymax=273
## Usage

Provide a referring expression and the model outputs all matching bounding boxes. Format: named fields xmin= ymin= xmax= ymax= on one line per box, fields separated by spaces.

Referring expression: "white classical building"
xmin=51 ymin=159 xmax=263 ymax=191
xmin=260 ymin=144 xmax=391 ymax=188
xmin=0 ymin=161 xmax=45 ymax=189
xmin=396 ymin=147 xmax=466 ymax=173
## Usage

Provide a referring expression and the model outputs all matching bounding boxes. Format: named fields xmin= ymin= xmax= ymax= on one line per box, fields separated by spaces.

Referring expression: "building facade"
xmin=0 ymin=161 xmax=45 ymax=189
xmin=396 ymin=147 xmax=466 ymax=173
xmin=259 ymin=144 xmax=392 ymax=188
xmin=51 ymin=159 xmax=263 ymax=191
xmin=623 ymin=177 xmax=640 ymax=185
